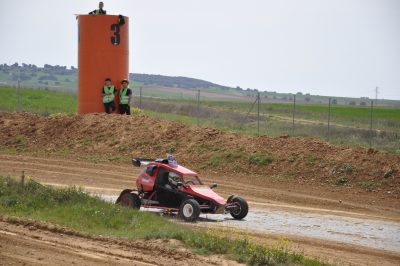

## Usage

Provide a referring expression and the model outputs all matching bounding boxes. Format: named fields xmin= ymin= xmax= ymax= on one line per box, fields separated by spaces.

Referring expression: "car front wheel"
xmin=229 ymin=197 xmax=248 ymax=220
xmin=179 ymin=199 xmax=200 ymax=222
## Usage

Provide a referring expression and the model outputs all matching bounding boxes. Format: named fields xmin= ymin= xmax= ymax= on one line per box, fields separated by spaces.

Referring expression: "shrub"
xmin=248 ymin=154 xmax=273 ymax=166
xmin=331 ymin=163 xmax=353 ymax=175
xmin=359 ymin=180 xmax=385 ymax=190
xmin=335 ymin=176 xmax=349 ymax=185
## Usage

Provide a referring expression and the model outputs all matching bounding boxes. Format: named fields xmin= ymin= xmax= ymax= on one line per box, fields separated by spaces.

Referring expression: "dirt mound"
xmin=0 ymin=112 xmax=399 ymax=195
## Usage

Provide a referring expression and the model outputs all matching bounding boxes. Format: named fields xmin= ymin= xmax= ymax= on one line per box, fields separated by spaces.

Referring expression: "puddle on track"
xmin=99 ymin=194 xmax=400 ymax=253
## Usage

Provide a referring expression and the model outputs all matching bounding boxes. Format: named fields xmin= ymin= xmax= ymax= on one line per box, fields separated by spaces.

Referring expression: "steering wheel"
xmin=185 ymin=181 xmax=196 ymax=185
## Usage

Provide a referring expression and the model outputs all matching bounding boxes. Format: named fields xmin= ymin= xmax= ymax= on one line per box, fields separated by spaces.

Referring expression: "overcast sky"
xmin=0 ymin=0 xmax=399 ymax=99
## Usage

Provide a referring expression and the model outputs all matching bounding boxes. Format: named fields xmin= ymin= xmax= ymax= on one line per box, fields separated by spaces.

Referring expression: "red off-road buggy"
xmin=116 ymin=157 xmax=248 ymax=222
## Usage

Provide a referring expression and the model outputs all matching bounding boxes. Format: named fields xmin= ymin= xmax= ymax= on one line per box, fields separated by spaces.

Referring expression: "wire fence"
xmin=131 ymin=88 xmax=400 ymax=153
xmin=2 ymin=85 xmax=399 ymax=153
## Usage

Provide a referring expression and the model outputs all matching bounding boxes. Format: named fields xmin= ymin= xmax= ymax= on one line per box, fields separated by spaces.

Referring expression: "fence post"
xmin=17 ymin=69 xmax=21 ymax=112
xmin=292 ymin=94 xmax=296 ymax=135
xmin=327 ymin=97 xmax=331 ymax=140
xmin=139 ymin=87 xmax=142 ymax=109
xmin=369 ymin=100 xmax=373 ymax=148
xmin=20 ymin=170 xmax=25 ymax=185
xmin=197 ymin=89 xmax=200 ymax=126
xmin=257 ymin=92 xmax=260 ymax=136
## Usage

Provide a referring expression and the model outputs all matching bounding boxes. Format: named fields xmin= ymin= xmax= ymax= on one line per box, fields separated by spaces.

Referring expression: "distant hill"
xmin=130 ymin=73 xmax=234 ymax=91
xmin=1 ymin=63 xmax=399 ymax=106
xmin=0 ymin=63 xmax=242 ymax=92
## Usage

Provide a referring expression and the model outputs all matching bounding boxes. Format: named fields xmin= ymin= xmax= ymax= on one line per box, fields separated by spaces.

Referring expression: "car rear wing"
xmin=132 ymin=158 xmax=168 ymax=167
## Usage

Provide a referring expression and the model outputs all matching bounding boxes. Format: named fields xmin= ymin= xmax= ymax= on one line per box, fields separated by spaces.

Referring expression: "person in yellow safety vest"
xmin=102 ymin=78 xmax=116 ymax=114
xmin=119 ymin=79 xmax=132 ymax=115
xmin=89 ymin=2 xmax=106 ymax=15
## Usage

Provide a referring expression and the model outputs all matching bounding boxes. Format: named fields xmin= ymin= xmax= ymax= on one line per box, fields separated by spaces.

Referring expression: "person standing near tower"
xmin=119 ymin=79 xmax=132 ymax=115
xmin=89 ymin=2 xmax=106 ymax=15
xmin=102 ymin=78 xmax=116 ymax=114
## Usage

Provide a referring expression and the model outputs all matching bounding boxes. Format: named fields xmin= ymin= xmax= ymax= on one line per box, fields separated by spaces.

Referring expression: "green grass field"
xmin=200 ymin=100 xmax=400 ymax=130
xmin=0 ymin=176 xmax=330 ymax=266
xmin=0 ymin=87 xmax=76 ymax=114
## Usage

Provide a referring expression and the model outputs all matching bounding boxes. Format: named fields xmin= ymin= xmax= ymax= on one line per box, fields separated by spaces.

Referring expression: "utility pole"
xmin=369 ymin=100 xmax=373 ymax=148
xmin=327 ymin=97 xmax=331 ymax=140
xmin=257 ymin=92 xmax=260 ymax=136
xmin=139 ymin=87 xmax=142 ymax=109
xmin=292 ymin=94 xmax=296 ymax=135
xmin=17 ymin=68 xmax=21 ymax=112
xmin=196 ymin=90 xmax=200 ymax=126
xmin=375 ymin=86 xmax=379 ymax=106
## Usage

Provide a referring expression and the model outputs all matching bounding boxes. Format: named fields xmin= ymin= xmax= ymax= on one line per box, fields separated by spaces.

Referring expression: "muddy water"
xmin=99 ymin=195 xmax=400 ymax=253
xmin=200 ymin=209 xmax=400 ymax=253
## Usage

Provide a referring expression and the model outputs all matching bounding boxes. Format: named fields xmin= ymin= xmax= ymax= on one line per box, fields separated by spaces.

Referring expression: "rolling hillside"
xmin=1 ymin=63 xmax=399 ymax=106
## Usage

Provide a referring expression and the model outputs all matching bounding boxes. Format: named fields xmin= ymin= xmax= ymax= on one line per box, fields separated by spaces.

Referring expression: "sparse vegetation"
xmin=335 ymin=176 xmax=349 ymax=185
xmin=78 ymin=138 xmax=92 ymax=146
xmin=358 ymin=180 xmax=385 ymax=190
xmin=14 ymin=135 xmax=28 ymax=148
xmin=305 ymin=155 xmax=317 ymax=166
xmin=331 ymin=163 xmax=353 ymax=175
xmin=248 ymin=154 xmax=273 ymax=166
xmin=383 ymin=168 xmax=395 ymax=178
xmin=201 ymin=150 xmax=245 ymax=168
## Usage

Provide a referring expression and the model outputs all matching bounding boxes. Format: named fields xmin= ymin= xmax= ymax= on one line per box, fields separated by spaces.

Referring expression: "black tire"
xmin=229 ymin=197 xmax=248 ymax=220
xmin=117 ymin=192 xmax=141 ymax=209
xmin=179 ymin=199 xmax=201 ymax=222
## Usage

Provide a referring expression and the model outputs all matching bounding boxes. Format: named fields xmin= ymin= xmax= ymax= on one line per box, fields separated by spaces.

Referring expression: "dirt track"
xmin=0 ymin=217 xmax=241 ymax=266
xmin=1 ymin=153 xmax=400 ymax=266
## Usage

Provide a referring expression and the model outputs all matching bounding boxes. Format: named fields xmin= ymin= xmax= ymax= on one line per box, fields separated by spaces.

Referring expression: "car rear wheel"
xmin=179 ymin=199 xmax=200 ymax=222
xmin=229 ymin=197 xmax=248 ymax=220
xmin=117 ymin=192 xmax=141 ymax=209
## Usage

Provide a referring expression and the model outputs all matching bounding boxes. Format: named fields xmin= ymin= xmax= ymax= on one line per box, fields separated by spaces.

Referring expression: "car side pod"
xmin=226 ymin=195 xmax=249 ymax=220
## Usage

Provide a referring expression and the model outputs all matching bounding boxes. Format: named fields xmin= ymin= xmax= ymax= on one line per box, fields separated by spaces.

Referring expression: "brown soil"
xmin=1 ymin=112 xmax=400 ymax=265
xmin=0 ymin=112 xmax=399 ymax=197
xmin=0 ymin=216 xmax=241 ymax=266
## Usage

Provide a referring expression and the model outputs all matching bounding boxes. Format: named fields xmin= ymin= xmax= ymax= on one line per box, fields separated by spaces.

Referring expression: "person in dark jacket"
xmin=89 ymin=2 xmax=106 ymax=15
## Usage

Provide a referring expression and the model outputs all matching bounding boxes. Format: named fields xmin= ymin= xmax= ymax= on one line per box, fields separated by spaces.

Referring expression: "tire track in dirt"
xmin=0 ymin=218 xmax=240 ymax=266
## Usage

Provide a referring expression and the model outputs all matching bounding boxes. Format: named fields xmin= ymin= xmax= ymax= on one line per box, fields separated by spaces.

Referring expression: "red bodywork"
xmin=184 ymin=185 xmax=226 ymax=206
xmin=135 ymin=161 xmax=228 ymax=211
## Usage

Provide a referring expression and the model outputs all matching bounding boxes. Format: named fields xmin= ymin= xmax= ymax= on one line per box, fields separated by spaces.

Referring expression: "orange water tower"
xmin=77 ymin=15 xmax=129 ymax=114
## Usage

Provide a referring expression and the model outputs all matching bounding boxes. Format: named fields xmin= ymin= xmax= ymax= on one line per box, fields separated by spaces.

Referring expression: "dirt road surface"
xmin=0 ymin=218 xmax=241 ymax=266
xmin=1 ymin=153 xmax=399 ymax=265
